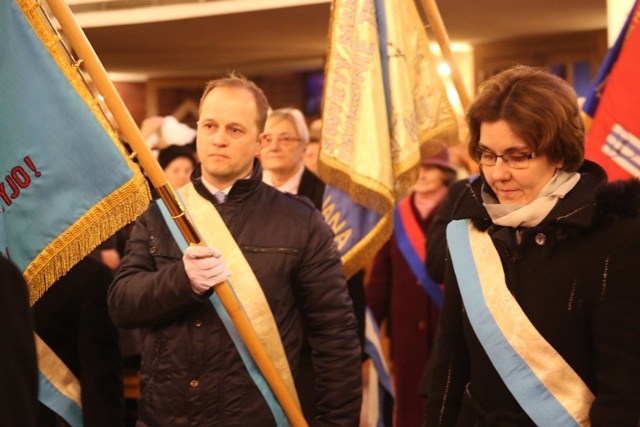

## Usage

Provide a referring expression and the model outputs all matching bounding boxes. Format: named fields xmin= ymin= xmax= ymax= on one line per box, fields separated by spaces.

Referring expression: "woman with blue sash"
xmin=423 ymin=65 xmax=640 ymax=426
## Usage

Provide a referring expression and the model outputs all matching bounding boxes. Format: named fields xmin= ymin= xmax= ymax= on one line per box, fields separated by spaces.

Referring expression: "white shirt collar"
xmin=200 ymin=173 xmax=249 ymax=196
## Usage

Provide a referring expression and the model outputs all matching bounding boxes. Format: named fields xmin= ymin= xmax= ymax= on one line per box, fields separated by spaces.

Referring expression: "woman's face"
xmin=479 ymin=120 xmax=563 ymax=205
xmin=164 ymin=156 xmax=195 ymax=189
xmin=413 ymin=165 xmax=446 ymax=196
xmin=260 ymin=117 xmax=306 ymax=176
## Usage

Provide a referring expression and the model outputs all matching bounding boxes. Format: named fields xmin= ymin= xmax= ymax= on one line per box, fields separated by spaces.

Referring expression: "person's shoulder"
xmin=279 ymin=190 xmax=319 ymax=216
xmin=0 ymin=256 xmax=29 ymax=301
xmin=594 ymin=178 xmax=640 ymax=226
xmin=286 ymin=192 xmax=317 ymax=210
xmin=260 ymin=182 xmax=316 ymax=210
xmin=259 ymin=184 xmax=322 ymax=231
xmin=301 ymin=167 xmax=324 ymax=185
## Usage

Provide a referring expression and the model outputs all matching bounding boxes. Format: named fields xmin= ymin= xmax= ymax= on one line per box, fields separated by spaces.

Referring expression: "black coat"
xmin=33 ymin=256 xmax=125 ymax=427
xmin=297 ymin=167 xmax=365 ymax=347
xmin=109 ymin=162 xmax=362 ymax=426
xmin=0 ymin=256 xmax=38 ymax=427
xmin=295 ymin=167 xmax=366 ymax=424
xmin=425 ymin=177 xmax=471 ymax=284
xmin=424 ymin=161 xmax=640 ymax=426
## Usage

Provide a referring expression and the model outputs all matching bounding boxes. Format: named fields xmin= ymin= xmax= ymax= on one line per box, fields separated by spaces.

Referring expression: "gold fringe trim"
xmin=16 ymin=1 xmax=152 ymax=304
xmin=25 ymin=175 xmax=150 ymax=305
xmin=319 ymin=158 xmax=394 ymax=215
xmin=341 ymin=211 xmax=393 ymax=280
xmin=17 ymin=0 xmax=138 ymax=171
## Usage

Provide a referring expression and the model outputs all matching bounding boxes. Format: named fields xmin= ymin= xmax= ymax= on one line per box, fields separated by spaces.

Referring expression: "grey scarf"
xmin=482 ymin=170 xmax=580 ymax=228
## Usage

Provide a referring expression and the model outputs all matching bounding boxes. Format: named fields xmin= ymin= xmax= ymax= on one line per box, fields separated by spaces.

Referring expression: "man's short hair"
xmin=199 ymin=72 xmax=270 ymax=132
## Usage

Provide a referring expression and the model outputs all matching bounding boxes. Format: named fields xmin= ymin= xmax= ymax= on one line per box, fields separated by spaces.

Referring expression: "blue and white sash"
xmin=446 ymin=219 xmax=594 ymax=426
xmin=36 ymin=334 xmax=83 ymax=426
xmin=158 ymin=183 xmax=300 ymax=426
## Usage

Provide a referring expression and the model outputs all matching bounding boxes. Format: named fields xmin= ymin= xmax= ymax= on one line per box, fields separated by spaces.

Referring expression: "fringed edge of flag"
xmin=25 ymin=175 xmax=150 ymax=305
xmin=390 ymin=119 xmax=459 ymax=211
xmin=318 ymin=159 xmax=395 ymax=217
xmin=341 ymin=211 xmax=393 ymax=279
xmin=18 ymin=0 xmax=139 ymax=173
xmin=18 ymin=0 xmax=152 ymax=304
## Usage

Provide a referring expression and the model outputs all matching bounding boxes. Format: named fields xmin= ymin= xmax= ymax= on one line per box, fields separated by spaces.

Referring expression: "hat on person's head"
xmin=420 ymin=141 xmax=456 ymax=174
xmin=157 ymin=145 xmax=197 ymax=171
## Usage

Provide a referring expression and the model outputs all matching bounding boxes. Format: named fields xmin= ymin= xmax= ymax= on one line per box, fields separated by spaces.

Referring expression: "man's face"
xmin=196 ymin=86 xmax=263 ymax=189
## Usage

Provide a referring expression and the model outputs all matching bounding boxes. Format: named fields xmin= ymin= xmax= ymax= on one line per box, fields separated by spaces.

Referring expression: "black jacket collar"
xmin=190 ymin=158 xmax=264 ymax=205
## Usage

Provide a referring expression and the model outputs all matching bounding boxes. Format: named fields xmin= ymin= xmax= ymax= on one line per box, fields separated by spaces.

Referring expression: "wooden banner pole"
xmin=44 ymin=1 xmax=307 ymax=424
xmin=417 ymin=0 xmax=472 ymax=110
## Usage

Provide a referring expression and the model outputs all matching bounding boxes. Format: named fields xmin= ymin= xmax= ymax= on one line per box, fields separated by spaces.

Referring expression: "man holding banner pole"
xmin=108 ymin=73 xmax=362 ymax=426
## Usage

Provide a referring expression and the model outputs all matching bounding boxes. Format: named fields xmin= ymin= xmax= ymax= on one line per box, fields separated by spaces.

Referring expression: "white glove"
xmin=183 ymin=245 xmax=231 ymax=295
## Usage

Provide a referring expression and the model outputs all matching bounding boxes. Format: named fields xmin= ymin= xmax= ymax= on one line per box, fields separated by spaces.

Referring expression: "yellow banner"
xmin=320 ymin=0 xmax=457 ymax=274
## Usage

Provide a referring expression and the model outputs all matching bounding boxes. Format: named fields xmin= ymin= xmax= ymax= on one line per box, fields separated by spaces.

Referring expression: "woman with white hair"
xmin=260 ymin=108 xmax=324 ymax=208
xmin=260 ymin=108 xmax=366 ymax=424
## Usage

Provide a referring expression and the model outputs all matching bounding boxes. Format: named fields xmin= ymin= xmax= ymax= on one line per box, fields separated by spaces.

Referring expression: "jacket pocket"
xmin=140 ymin=328 xmax=166 ymax=400
xmin=242 ymin=245 xmax=300 ymax=255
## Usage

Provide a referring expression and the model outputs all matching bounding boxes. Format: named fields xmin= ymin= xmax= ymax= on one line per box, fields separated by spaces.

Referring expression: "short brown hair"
xmin=199 ymin=72 xmax=270 ymax=132
xmin=466 ymin=65 xmax=585 ymax=172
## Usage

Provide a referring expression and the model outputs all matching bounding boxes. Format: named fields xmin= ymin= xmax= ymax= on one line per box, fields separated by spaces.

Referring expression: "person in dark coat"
xmin=109 ymin=74 xmax=362 ymax=426
xmin=424 ymin=177 xmax=469 ymax=284
xmin=33 ymin=256 xmax=125 ymax=427
xmin=366 ymin=145 xmax=456 ymax=427
xmin=260 ymin=107 xmax=366 ymax=422
xmin=0 ymin=255 xmax=38 ymax=427
xmin=423 ymin=65 xmax=640 ymax=426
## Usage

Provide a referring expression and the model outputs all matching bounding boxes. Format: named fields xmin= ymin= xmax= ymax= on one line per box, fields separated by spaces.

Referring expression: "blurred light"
xmin=429 ymin=42 xmax=472 ymax=55
xmin=438 ymin=63 xmax=451 ymax=76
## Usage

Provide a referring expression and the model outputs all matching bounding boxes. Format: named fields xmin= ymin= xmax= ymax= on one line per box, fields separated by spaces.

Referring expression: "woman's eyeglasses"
xmin=474 ymin=148 xmax=537 ymax=169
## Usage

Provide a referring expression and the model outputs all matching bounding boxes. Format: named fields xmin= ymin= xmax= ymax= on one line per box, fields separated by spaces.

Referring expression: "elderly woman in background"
xmin=260 ymin=108 xmax=324 ymax=208
xmin=423 ymin=65 xmax=640 ymax=426
xmin=366 ymin=143 xmax=457 ymax=427
xmin=260 ymin=107 xmax=366 ymax=424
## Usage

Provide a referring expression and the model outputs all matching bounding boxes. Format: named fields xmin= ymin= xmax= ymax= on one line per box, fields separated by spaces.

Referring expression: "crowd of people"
xmin=3 ymin=65 xmax=639 ymax=426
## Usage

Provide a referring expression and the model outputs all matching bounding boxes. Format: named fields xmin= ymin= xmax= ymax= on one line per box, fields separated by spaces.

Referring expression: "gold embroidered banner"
xmin=320 ymin=0 xmax=457 ymax=277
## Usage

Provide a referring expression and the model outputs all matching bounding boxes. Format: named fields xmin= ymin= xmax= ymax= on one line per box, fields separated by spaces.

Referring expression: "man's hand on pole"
xmin=183 ymin=245 xmax=231 ymax=295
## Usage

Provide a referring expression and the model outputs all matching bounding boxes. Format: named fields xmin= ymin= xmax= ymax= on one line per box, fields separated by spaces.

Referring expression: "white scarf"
xmin=483 ymin=170 xmax=581 ymax=228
